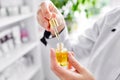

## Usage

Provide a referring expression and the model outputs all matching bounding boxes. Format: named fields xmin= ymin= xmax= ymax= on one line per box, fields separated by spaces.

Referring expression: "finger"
xmin=37 ymin=9 xmax=50 ymax=31
xmin=68 ymin=53 xmax=75 ymax=69
xmin=50 ymin=48 xmax=58 ymax=67
xmin=51 ymin=12 xmax=57 ymax=18
xmin=37 ymin=16 xmax=50 ymax=31
xmin=49 ymin=2 xmax=63 ymax=26
xmin=68 ymin=52 xmax=85 ymax=73
xmin=68 ymin=53 xmax=73 ymax=69
xmin=49 ymin=1 xmax=58 ymax=13
xmin=40 ymin=1 xmax=52 ymax=19
xmin=50 ymin=48 xmax=65 ymax=78
xmin=68 ymin=62 xmax=72 ymax=69
xmin=50 ymin=48 xmax=64 ymax=75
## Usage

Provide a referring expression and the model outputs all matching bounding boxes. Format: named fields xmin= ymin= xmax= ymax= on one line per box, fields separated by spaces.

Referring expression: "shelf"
xmin=0 ymin=42 xmax=38 ymax=72
xmin=7 ymin=65 xmax=41 ymax=80
xmin=18 ymin=65 xmax=41 ymax=80
xmin=0 ymin=13 xmax=34 ymax=28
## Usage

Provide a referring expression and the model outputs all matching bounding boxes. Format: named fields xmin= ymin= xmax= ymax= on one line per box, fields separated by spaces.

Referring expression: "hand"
xmin=37 ymin=1 xmax=66 ymax=36
xmin=50 ymin=48 xmax=95 ymax=80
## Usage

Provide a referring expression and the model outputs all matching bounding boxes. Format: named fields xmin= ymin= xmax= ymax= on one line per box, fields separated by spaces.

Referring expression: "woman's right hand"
xmin=50 ymin=48 xmax=95 ymax=80
xmin=37 ymin=1 xmax=66 ymax=36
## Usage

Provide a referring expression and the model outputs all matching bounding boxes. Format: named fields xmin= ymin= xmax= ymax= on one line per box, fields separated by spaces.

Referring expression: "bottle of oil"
xmin=49 ymin=18 xmax=68 ymax=67
xmin=55 ymin=43 xmax=68 ymax=67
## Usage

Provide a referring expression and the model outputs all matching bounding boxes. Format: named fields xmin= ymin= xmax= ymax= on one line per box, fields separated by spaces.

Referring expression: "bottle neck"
xmin=57 ymin=42 xmax=64 ymax=51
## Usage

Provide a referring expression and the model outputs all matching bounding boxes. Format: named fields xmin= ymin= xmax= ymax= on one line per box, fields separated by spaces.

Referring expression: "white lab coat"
xmin=47 ymin=7 xmax=120 ymax=80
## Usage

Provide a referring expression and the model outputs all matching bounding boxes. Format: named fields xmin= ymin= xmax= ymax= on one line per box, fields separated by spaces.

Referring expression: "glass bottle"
xmin=7 ymin=33 xmax=14 ymax=50
xmin=55 ymin=43 xmax=68 ymax=67
xmin=20 ymin=23 xmax=29 ymax=43
xmin=0 ymin=36 xmax=9 ymax=54
xmin=12 ymin=26 xmax=21 ymax=47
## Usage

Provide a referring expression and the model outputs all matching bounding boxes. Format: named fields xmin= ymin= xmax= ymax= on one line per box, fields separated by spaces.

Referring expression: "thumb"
xmin=50 ymin=48 xmax=58 ymax=67
xmin=68 ymin=52 xmax=85 ymax=73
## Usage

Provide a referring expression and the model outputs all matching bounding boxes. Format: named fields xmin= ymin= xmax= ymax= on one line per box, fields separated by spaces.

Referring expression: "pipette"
xmin=49 ymin=18 xmax=60 ymax=40
xmin=50 ymin=19 xmax=68 ymax=67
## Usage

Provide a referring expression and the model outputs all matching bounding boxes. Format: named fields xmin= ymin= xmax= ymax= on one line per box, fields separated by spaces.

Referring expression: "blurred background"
xmin=0 ymin=0 xmax=120 ymax=80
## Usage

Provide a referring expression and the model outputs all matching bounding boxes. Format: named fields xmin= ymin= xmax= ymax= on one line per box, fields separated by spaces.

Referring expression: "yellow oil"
xmin=56 ymin=49 xmax=68 ymax=66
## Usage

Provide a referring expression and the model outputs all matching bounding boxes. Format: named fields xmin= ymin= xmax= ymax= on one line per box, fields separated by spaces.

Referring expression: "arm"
xmin=37 ymin=1 xmax=106 ymax=60
xmin=50 ymin=48 xmax=95 ymax=80
xmin=47 ymin=17 xmax=106 ymax=60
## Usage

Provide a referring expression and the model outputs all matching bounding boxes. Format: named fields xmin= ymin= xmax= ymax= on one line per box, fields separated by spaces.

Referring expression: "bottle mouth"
xmin=57 ymin=42 xmax=64 ymax=51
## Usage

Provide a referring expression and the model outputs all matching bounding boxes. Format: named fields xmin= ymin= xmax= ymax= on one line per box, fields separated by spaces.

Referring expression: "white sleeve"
xmin=47 ymin=13 xmax=107 ymax=60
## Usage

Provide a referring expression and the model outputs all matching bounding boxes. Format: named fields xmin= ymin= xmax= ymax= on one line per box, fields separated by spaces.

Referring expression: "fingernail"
xmin=50 ymin=48 xmax=55 ymax=53
xmin=50 ymin=48 xmax=53 ymax=51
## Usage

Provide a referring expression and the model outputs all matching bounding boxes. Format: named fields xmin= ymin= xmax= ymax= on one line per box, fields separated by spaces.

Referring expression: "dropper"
xmin=49 ymin=18 xmax=65 ymax=52
xmin=49 ymin=18 xmax=60 ymax=40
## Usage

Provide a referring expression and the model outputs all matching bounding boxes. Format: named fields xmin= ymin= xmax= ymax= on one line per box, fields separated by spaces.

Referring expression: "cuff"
xmin=40 ymin=30 xmax=51 ymax=46
xmin=47 ymin=27 xmax=68 ymax=48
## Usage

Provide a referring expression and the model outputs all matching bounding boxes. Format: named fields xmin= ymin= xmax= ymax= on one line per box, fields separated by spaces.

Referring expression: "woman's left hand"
xmin=50 ymin=48 xmax=95 ymax=80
